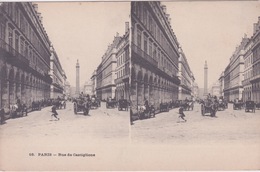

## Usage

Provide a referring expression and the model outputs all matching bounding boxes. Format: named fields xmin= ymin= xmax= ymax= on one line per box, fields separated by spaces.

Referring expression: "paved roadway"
xmin=128 ymin=103 xmax=260 ymax=170
xmin=131 ymin=103 xmax=260 ymax=145
xmin=0 ymin=102 xmax=130 ymax=171
xmin=1 ymin=102 xmax=259 ymax=170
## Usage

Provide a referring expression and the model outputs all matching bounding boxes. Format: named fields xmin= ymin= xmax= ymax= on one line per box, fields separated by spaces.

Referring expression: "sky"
xmin=37 ymin=2 xmax=130 ymax=87
xmin=164 ymin=1 xmax=260 ymax=88
xmin=38 ymin=1 xmax=260 ymax=88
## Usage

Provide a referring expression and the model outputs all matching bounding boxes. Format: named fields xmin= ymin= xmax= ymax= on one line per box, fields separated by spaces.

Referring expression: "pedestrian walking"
xmin=178 ymin=105 xmax=186 ymax=122
xmin=51 ymin=105 xmax=59 ymax=120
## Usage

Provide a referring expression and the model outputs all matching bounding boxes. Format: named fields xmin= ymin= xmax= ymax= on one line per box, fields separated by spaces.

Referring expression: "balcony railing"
xmin=0 ymin=38 xmax=29 ymax=65
xmin=132 ymin=43 xmax=158 ymax=67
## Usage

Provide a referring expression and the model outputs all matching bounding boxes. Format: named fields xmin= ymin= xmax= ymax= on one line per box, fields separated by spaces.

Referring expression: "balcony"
xmin=0 ymin=38 xmax=29 ymax=66
xmin=132 ymin=43 xmax=158 ymax=67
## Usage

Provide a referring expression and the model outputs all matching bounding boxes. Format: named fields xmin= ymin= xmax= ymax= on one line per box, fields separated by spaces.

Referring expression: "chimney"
xmin=37 ymin=12 xmax=42 ymax=22
xmin=161 ymin=5 xmax=166 ymax=13
xmin=253 ymin=23 xmax=257 ymax=34
xmin=33 ymin=4 xmax=38 ymax=11
xmin=125 ymin=22 xmax=129 ymax=34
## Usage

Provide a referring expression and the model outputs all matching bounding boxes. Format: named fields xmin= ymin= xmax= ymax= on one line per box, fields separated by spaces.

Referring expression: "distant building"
xmin=251 ymin=17 xmax=260 ymax=103
xmin=64 ymin=81 xmax=71 ymax=99
xmin=90 ymin=70 xmax=97 ymax=96
xmin=178 ymin=46 xmax=194 ymax=100
xmin=83 ymin=79 xmax=93 ymax=96
xmin=218 ymin=72 xmax=224 ymax=97
xmin=224 ymin=35 xmax=249 ymax=101
xmin=211 ymin=81 xmax=221 ymax=97
xmin=50 ymin=46 xmax=66 ymax=99
xmin=192 ymin=82 xmax=199 ymax=99
xmin=96 ymin=34 xmax=121 ymax=100
xmin=70 ymin=87 xmax=76 ymax=98
xmin=198 ymin=88 xmax=204 ymax=98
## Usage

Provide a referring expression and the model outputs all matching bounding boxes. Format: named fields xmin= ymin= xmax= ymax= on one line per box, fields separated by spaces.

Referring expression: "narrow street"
xmin=0 ymin=102 xmax=130 ymax=171
xmin=128 ymin=103 xmax=260 ymax=170
xmin=131 ymin=103 xmax=260 ymax=145
xmin=0 ymin=102 xmax=129 ymax=143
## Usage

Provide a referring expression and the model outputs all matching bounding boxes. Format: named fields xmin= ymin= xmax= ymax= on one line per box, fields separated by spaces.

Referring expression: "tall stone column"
xmin=76 ymin=59 xmax=80 ymax=97
xmin=204 ymin=61 xmax=208 ymax=96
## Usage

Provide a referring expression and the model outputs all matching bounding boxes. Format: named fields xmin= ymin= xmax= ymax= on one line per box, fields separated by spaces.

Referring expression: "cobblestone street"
xmin=131 ymin=103 xmax=260 ymax=145
xmin=0 ymin=102 xmax=130 ymax=170
xmin=128 ymin=103 xmax=260 ymax=170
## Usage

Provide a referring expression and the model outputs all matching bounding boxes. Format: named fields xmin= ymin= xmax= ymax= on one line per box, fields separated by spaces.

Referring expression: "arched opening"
xmin=21 ymin=74 xmax=25 ymax=104
xmin=9 ymin=68 xmax=15 ymax=105
xmin=143 ymin=73 xmax=148 ymax=101
xmin=15 ymin=71 xmax=21 ymax=101
xmin=0 ymin=66 xmax=8 ymax=108
xmin=137 ymin=70 xmax=143 ymax=106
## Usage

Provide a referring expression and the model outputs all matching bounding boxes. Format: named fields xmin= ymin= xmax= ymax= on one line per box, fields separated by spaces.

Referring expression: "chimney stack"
xmin=125 ymin=22 xmax=129 ymax=34
xmin=161 ymin=5 xmax=166 ymax=13
xmin=253 ymin=23 xmax=257 ymax=34
xmin=33 ymin=4 xmax=38 ymax=11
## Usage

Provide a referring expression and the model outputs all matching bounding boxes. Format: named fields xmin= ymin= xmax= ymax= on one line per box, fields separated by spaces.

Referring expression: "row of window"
xmin=135 ymin=27 xmax=178 ymax=77
xmin=252 ymin=62 xmax=260 ymax=77
xmin=244 ymin=69 xmax=253 ymax=80
xmin=245 ymin=54 xmax=253 ymax=68
xmin=7 ymin=25 xmax=48 ymax=75
xmin=117 ymin=51 xmax=126 ymax=67
xmin=3 ymin=3 xmax=50 ymax=68
xmin=132 ymin=2 xmax=178 ymax=62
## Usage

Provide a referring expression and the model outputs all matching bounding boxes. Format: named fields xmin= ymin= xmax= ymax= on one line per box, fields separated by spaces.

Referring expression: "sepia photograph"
xmin=0 ymin=0 xmax=260 ymax=171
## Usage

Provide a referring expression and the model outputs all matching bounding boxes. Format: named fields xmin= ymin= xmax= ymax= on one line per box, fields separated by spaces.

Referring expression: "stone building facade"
xmin=0 ymin=2 xmax=52 ymax=109
xmin=223 ymin=36 xmax=249 ymax=102
xmin=178 ymin=46 xmax=194 ymax=100
xmin=218 ymin=72 xmax=224 ymax=97
xmin=130 ymin=2 xmax=180 ymax=110
xmin=96 ymin=34 xmax=121 ymax=101
xmin=242 ymin=37 xmax=253 ymax=101
xmin=50 ymin=46 xmax=66 ymax=99
xmin=90 ymin=70 xmax=97 ymax=96
xmin=211 ymin=81 xmax=221 ymax=97
xmin=251 ymin=17 xmax=260 ymax=103
xmin=83 ymin=79 xmax=93 ymax=96
xmin=115 ymin=22 xmax=130 ymax=100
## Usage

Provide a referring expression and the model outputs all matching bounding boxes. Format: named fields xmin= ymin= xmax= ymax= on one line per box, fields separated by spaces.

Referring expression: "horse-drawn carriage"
xmin=32 ymin=101 xmax=41 ymax=111
xmin=160 ymin=102 xmax=169 ymax=112
xmin=90 ymin=97 xmax=100 ymax=109
xmin=9 ymin=103 xmax=27 ymax=118
xmin=118 ymin=99 xmax=128 ymax=111
xmin=201 ymin=98 xmax=218 ymax=117
xmin=73 ymin=98 xmax=90 ymax=115
xmin=245 ymin=101 xmax=255 ymax=113
xmin=255 ymin=102 xmax=260 ymax=110
xmin=182 ymin=100 xmax=194 ymax=111
xmin=217 ymin=98 xmax=227 ymax=111
xmin=137 ymin=104 xmax=155 ymax=120
xmin=233 ymin=100 xmax=244 ymax=110
xmin=53 ymin=99 xmax=66 ymax=109
xmin=106 ymin=98 xmax=117 ymax=108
